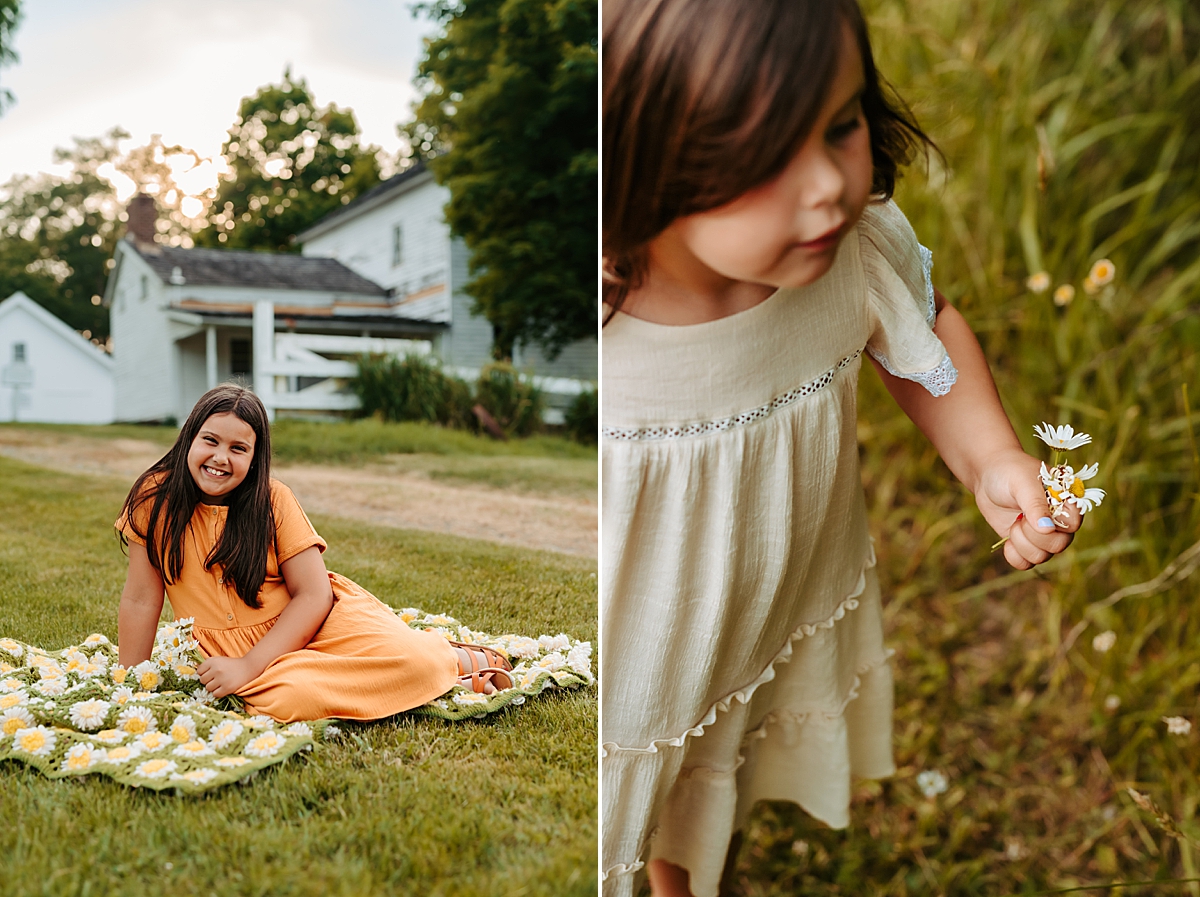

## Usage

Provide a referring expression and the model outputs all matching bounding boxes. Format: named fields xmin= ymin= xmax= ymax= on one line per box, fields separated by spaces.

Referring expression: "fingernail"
xmin=1037 ymin=517 xmax=1055 ymax=529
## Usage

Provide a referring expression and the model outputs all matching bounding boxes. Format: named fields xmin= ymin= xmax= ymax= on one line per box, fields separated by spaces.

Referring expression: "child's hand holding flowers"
xmin=973 ymin=447 xmax=1082 ymax=570
xmin=978 ymin=423 xmax=1105 ymax=569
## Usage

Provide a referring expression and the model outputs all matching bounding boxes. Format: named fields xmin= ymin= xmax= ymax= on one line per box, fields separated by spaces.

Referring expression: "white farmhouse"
xmin=104 ymin=162 xmax=595 ymax=424
xmin=296 ymin=164 xmax=597 ymax=385
xmin=0 ymin=291 xmax=115 ymax=424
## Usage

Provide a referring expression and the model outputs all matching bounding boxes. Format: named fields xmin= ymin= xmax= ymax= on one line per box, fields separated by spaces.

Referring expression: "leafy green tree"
xmin=0 ymin=129 xmax=213 ymax=340
xmin=0 ymin=0 xmax=21 ymax=115
xmin=0 ymin=130 xmax=127 ymax=339
xmin=194 ymin=72 xmax=382 ymax=253
xmin=405 ymin=0 xmax=597 ymax=360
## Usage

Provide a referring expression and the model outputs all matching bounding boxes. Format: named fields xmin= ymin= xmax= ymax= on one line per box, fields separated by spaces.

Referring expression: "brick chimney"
xmin=126 ymin=193 xmax=157 ymax=246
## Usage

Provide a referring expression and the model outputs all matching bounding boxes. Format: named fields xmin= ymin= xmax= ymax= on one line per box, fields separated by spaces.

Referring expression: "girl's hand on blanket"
xmin=973 ymin=448 xmax=1082 ymax=570
xmin=197 ymin=655 xmax=262 ymax=699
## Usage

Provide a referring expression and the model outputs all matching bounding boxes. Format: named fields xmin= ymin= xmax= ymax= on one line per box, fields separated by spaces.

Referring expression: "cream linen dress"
xmin=600 ymin=200 xmax=958 ymax=897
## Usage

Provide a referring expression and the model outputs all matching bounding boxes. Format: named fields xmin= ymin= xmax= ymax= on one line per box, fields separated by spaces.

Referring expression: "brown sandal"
xmin=452 ymin=642 xmax=514 ymax=694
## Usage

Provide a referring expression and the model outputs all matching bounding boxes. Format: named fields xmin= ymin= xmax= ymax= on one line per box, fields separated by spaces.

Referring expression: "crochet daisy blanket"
xmin=0 ymin=609 xmax=593 ymax=793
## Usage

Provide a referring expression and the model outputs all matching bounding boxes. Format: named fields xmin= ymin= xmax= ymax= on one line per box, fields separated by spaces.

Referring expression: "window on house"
xmin=392 ymin=224 xmax=403 ymax=267
xmin=13 ymin=343 xmax=26 ymax=363
xmin=140 ymin=275 xmax=149 ymax=301
xmin=231 ymin=339 xmax=252 ymax=377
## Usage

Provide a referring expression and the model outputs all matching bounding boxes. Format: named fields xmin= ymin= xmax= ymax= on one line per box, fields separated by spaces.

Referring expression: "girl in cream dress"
xmin=602 ymin=2 xmax=1081 ymax=895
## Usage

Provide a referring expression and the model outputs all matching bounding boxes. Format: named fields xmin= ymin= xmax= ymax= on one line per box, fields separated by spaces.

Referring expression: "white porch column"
xmin=252 ymin=301 xmax=275 ymax=421
xmin=205 ymin=325 xmax=218 ymax=390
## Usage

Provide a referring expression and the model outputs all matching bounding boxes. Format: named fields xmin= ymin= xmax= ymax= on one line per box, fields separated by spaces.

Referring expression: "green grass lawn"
xmin=720 ymin=0 xmax=1200 ymax=894
xmin=0 ymin=455 xmax=597 ymax=896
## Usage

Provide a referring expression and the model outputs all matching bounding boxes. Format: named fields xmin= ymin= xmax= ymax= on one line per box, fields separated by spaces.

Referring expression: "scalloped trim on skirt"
xmin=600 ymin=545 xmax=877 ymax=759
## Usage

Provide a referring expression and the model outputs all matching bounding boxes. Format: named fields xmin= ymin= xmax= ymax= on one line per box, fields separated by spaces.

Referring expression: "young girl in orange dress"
xmin=116 ymin=384 xmax=512 ymax=724
xmin=602 ymin=1 xmax=1082 ymax=895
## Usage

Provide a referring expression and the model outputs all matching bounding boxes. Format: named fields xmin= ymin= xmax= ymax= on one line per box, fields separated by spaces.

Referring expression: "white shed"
xmin=0 ymin=292 xmax=115 ymax=424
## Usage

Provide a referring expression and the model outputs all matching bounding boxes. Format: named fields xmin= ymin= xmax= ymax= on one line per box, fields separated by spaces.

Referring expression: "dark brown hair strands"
xmin=602 ymin=0 xmax=939 ymax=319
xmin=118 ymin=385 xmax=275 ymax=609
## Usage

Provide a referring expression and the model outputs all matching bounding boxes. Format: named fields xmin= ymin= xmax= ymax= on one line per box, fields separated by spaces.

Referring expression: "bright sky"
xmin=0 ymin=0 xmax=441 ymax=192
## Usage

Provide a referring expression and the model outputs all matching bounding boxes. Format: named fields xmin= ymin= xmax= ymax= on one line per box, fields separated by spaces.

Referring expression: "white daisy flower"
xmin=1053 ymin=284 xmax=1075 ymax=307
xmin=168 ymin=715 xmax=198 ymax=743
xmin=323 ymin=724 xmax=342 ymax=740
xmin=1034 ymin=422 xmax=1092 ymax=451
xmin=109 ymin=666 xmax=129 ymax=686
xmin=173 ymin=740 xmax=215 ymax=758
xmin=94 ymin=729 xmax=128 ymax=744
xmin=1088 ymin=259 xmax=1115 ymax=287
xmin=83 ymin=634 xmax=110 ymax=647
xmin=135 ymin=731 xmax=171 ymax=752
xmin=916 ymin=769 xmax=949 ymax=798
xmin=518 ymin=669 xmax=545 ymax=689
xmin=134 ymin=758 xmax=177 ymax=779
xmin=1104 ymin=695 xmax=1121 ymax=712
xmin=1164 ymin=716 xmax=1192 ymax=736
xmin=0 ymin=677 xmax=26 ymax=693
xmin=0 ymin=661 xmax=12 ymax=673
xmin=215 ymin=756 xmax=251 ymax=767
xmin=536 ymin=652 xmax=567 ymax=672
xmin=501 ymin=636 xmax=541 ymax=659
xmin=13 ymin=725 xmax=56 ymax=757
xmin=0 ymin=692 xmax=26 ymax=710
xmin=281 ymin=722 xmax=312 ymax=738
xmin=567 ymin=642 xmax=593 ymax=676
xmin=38 ymin=664 xmax=65 ymax=681
xmin=1071 ymin=487 xmax=1106 ymax=514
xmin=1025 ymin=272 xmax=1051 ymax=293
xmin=0 ymin=707 xmax=35 ymax=737
xmin=208 ymin=719 xmax=244 ymax=749
xmin=116 ymin=706 xmax=157 ymax=735
xmin=243 ymin=732 xmax=285 ymax=758
xmin=0 ymin=638 xmax=24 ymax=658
xmin=1092 ymin=631 xmax=1117 ymax=653
xmin=34 ymin=679 xmax=65 ymax=697
xmin=111 ymin=686 xmax=135 ymax=706
xmin=131 ymin=661 xmax=161 ymax=692
xmin=398 ymin=608 xmax=421 ymax=623
xmin=171 ymin=663 xmax=199 ymax=681
xmin=538 ymin=634 xmax=571 ymax=653
xmin=190 ymin=686 xmax=215 ymax=705
xmin=244 ymin=715 xmax=275 ymax=730
xmin=62 ymin=651 xmax=89 ymax=673
xmin=171 ymin=768 xmax=218 ymax=785
xmin=61 ymin=743 xmax=104 ymax=771
xmin=101 ymin=744 xmax=143 ymax=764
xmin=452 ymin=692 xmax=490 ymax=706
xmin=68 ymin=699 xmax=112 ymax=731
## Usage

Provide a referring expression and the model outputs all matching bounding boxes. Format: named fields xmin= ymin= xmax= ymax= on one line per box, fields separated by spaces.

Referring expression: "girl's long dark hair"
xmin=119 ymin=385 xmax=274 ymax=609
xmin=603 ymin=0 xmax=939 ymax=319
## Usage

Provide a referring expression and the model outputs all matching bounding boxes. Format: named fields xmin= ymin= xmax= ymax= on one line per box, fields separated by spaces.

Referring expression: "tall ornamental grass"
xmin=726 ymin=1 xmax=1200 ymax=894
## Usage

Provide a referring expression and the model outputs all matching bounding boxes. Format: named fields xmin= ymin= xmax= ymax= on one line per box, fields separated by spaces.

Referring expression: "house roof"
xmin=129 ymin=243 xmax=388 ymax=296
xmin=295 ymin=162 xmax=433 ymax=244
xmin=0 ymin=291 xmax=114 ymax=370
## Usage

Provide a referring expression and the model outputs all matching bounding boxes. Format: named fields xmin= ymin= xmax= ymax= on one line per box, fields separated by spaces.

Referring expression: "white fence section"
xmin=250 ymin=300 xmax=593 ymax=423
xmin=252 ymin=301 xmax=431 ymax=419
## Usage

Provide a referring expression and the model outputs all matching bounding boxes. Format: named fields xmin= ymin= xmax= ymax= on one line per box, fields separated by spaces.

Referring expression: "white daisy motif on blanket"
xmin=61 ymin=743 xmax=104 ymax=771
xmin=172 ymin=768 xmax=218 ymax=785
xmin=134 ymin=758 xmax=177 ymax=779
xmin=69 ymin=699 xmax=112 ymax=731
xmin=13 ymin=725 xmax=56 ymax=757
xmin=117 ymin=706 xmax=157 ymax=735
xmin=244 ymin=732 xmax=285 ymax=758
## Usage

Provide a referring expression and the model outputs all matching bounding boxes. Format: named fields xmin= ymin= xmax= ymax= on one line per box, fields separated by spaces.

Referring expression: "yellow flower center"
xmin=19 ymin=731 xmax=45 ymax=751
xmin=66 ymin=750 xmax=93 ymax=769
xmin=1070 ymin=479 xmax=1086 ymax=498
xmin=123 ymin=717 xmax=148 ymax=734
xmin=3 ymin=717 xmax=26 ymax=735
xmin=0 ymin=694 xmax=21 ymax=709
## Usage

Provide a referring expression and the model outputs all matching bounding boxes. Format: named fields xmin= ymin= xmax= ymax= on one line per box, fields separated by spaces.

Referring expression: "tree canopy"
xmin=0 ymin=0 xmax=20 ymax=115
xmin=405 ymin=0 xmax=597 ymax=360
xmin=193 ymin=72 xmax=382 ymax=253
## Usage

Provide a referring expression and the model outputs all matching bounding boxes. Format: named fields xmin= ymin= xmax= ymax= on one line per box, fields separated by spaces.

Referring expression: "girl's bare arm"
xmin=197 ymin=545 xmax=334 ymax=698
xmin=117 ymin=542 xmax=165 ymax=667
xmin=869 ymin=291 xmax=1080 ymax=570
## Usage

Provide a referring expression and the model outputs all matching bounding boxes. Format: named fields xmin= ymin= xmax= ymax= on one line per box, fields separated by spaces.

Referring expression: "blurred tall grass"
xmin=731 ymin=0 xmax=1200 ymax=893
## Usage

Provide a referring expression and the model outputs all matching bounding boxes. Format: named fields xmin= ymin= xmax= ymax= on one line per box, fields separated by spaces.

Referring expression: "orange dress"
xmin=116 ymin=478 xmax=459 ymax=722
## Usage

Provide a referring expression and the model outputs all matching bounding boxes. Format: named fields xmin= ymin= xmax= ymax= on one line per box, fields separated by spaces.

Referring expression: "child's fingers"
xmin=1004 ymin=525 xmax=1051 ymax=569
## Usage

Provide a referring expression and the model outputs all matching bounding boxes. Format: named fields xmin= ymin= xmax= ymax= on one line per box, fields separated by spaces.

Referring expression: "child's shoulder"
xmin=856 ymin=198 xmax=921 ymax=258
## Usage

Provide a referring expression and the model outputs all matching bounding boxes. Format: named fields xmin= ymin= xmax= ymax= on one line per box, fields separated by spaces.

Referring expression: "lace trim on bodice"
xmin=601 ymin=350 xmax=862 ymax=442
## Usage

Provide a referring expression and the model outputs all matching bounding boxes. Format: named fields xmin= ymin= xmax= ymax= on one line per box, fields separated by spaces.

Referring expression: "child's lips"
xmin=795 ymin=223 xmax=844 ymax=251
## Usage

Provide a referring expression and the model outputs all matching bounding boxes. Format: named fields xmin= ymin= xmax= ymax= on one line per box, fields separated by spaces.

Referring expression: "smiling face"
xmin=652 ymin=20 xmax=873 ymax=301
xmin=186 ymin=412 xmax=257 ymax=504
